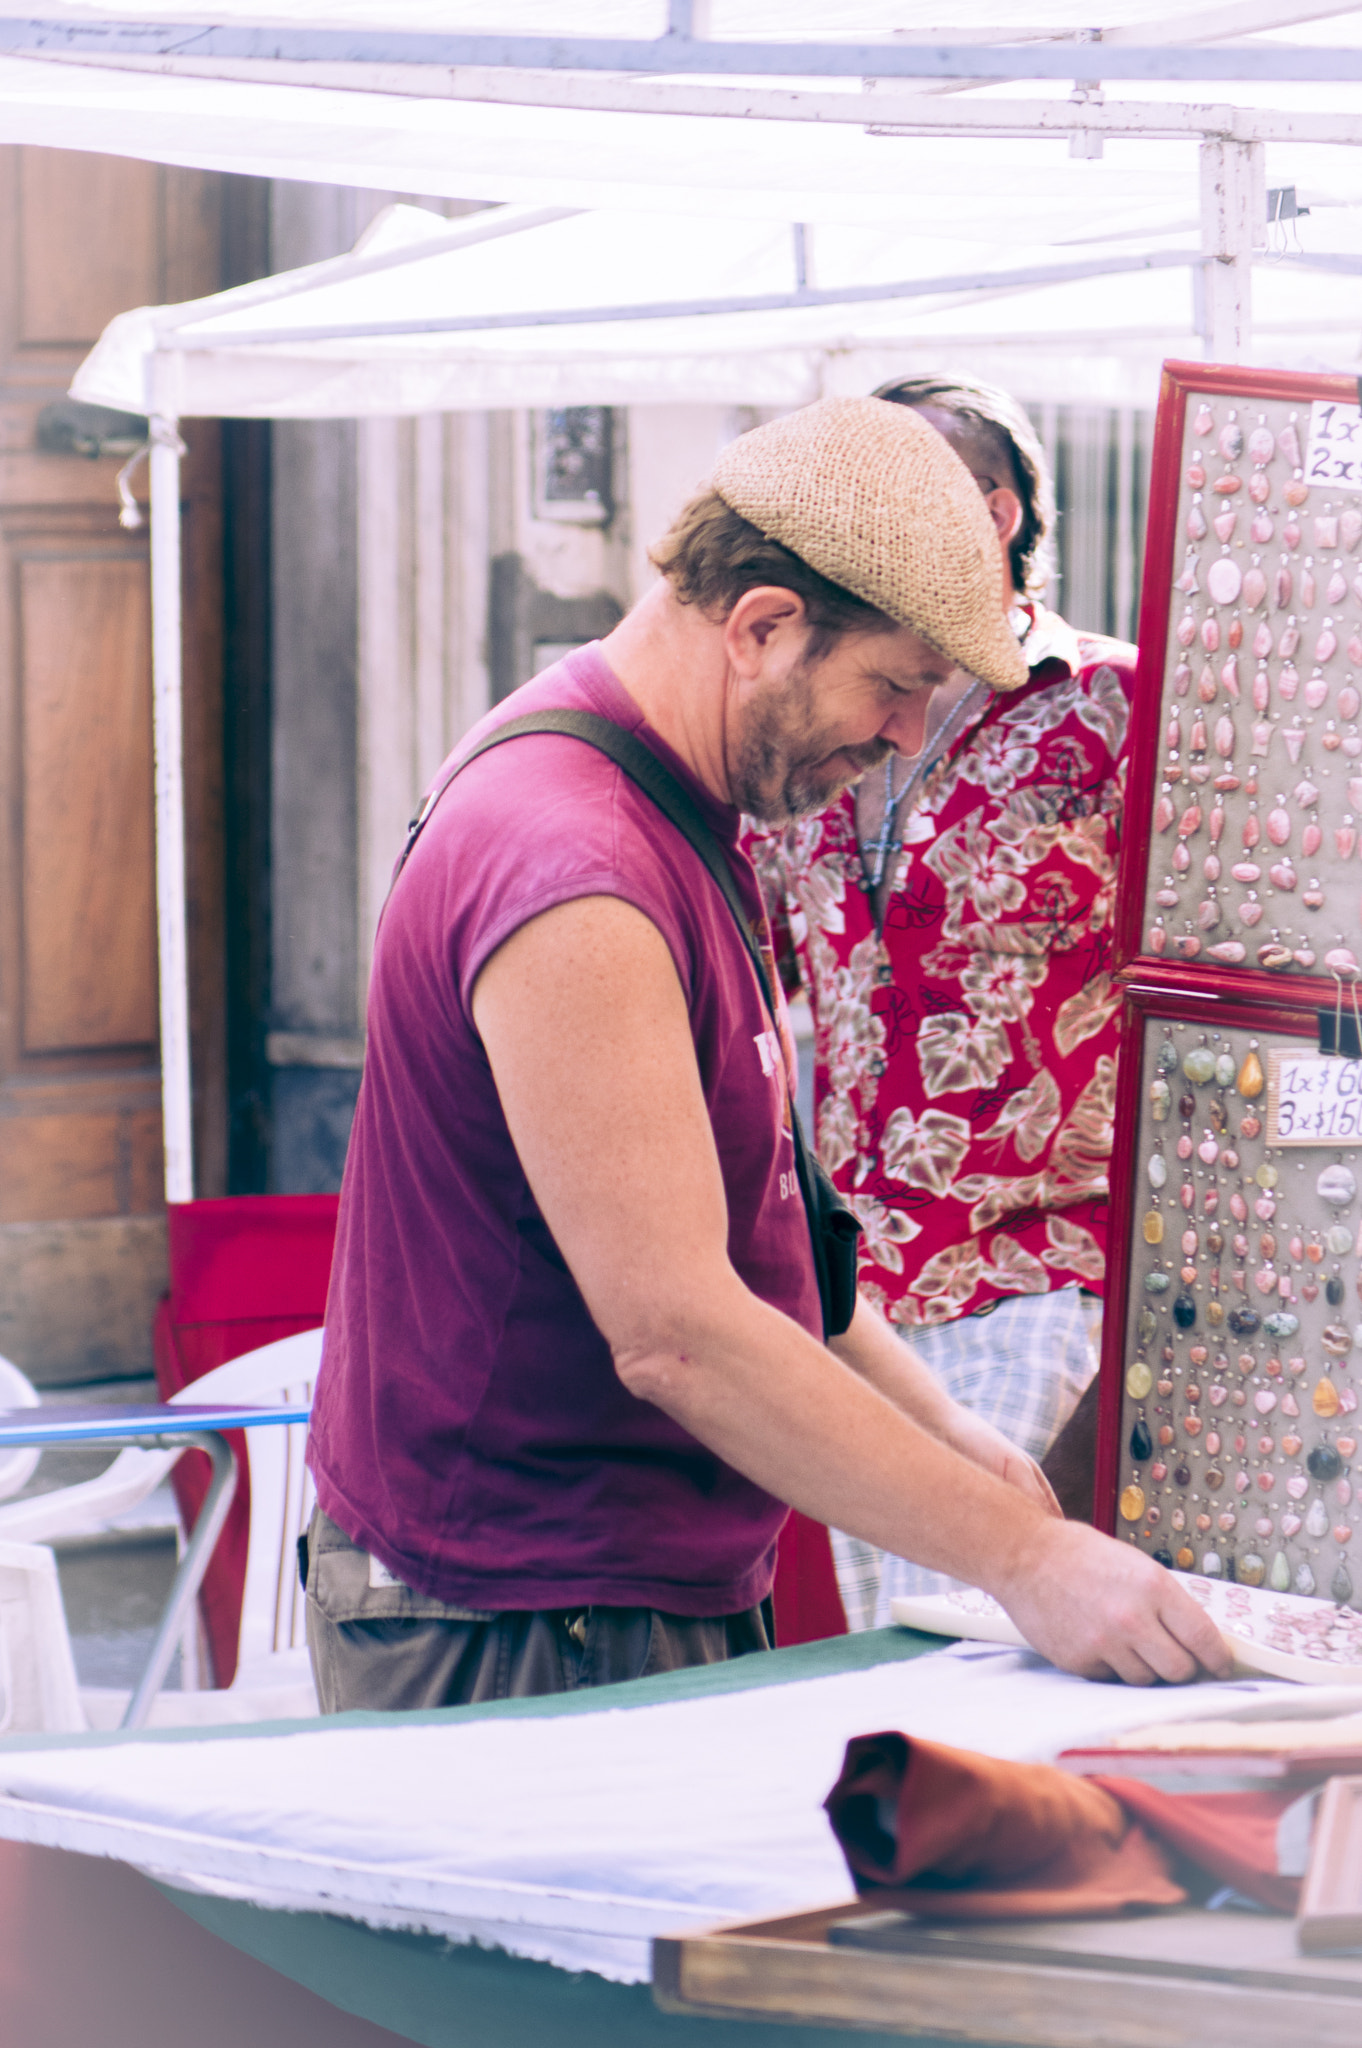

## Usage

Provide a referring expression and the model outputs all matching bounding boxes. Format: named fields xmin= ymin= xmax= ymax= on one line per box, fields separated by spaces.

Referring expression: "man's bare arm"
xmin=830 ymin=1296 xmax=1061 ymax=1516
xmin=472 ymin=893 xmax=1227 ymax=1686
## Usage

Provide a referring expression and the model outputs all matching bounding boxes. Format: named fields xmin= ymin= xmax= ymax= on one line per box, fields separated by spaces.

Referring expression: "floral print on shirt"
xmin=747 ymin=608 xmax=1134 ymax=1329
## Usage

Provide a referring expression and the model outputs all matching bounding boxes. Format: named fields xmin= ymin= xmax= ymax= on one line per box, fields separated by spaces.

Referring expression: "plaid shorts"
xmin=829 ymin=1285 xmax=1100 ymax=1632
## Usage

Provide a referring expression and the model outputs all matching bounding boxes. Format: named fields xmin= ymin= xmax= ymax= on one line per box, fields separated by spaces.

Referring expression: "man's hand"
xmin=938 ymin=1403 xmax=1061 ymax=1520
xmin=990 ymin=1519 xmax=1233 ymax=1686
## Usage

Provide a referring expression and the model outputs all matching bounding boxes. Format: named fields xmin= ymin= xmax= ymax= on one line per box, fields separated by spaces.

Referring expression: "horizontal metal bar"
xmin=170 ymin=251 xmax=1202 ymax=348
xmin=7 ymin=19 xmax=1362 ymax=82
xmin=1277 ymin=250 xmax=1362 ymax=274
xmin=29 ymin=50 xmax=1362 ymax=150
xmin=155 ymin=204 xmax=579 ymax=336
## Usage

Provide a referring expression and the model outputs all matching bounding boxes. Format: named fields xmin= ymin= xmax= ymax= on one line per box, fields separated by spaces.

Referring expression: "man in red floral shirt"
xmin=748 ymin=376 xmax=1134 ymax=1625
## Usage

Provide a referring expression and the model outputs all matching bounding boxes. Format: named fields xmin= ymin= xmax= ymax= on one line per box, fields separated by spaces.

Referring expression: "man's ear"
xmin=984 ymin=485 xmax=1024 ymax=551
xmin=722 ymin=586 xmax=809 ymax=678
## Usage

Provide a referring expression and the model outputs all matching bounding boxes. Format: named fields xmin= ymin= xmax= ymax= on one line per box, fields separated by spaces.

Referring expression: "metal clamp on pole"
xmin=1320 ymin=964 xmax=1362 ymax=1061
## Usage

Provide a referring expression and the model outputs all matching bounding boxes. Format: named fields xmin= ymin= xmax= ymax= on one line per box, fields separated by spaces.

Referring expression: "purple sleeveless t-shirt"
xmin=307 ymin=645 xmax=821 ymax=1615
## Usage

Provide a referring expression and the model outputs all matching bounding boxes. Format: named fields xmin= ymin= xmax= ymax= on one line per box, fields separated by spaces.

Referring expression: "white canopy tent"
xmin=47 ymin=1 xmax=1362 ymax=1198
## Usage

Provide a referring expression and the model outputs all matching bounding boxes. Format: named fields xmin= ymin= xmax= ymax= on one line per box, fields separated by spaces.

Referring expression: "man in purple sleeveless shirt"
xmin=305 ymin=399 xmax=1226 ymax=1709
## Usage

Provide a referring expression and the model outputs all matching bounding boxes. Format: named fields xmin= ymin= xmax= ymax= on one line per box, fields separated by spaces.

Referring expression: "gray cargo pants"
xmin=303 ymin=1507 xmax=773 ymax=1712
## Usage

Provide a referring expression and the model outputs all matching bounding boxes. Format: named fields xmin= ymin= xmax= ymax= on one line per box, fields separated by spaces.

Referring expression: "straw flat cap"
xmin=710 ymin=396 xmax=1028 ymax=693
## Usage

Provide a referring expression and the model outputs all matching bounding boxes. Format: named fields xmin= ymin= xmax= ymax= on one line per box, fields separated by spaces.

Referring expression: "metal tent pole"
xmin=147 ymin=376 xmax=194 ymax=1204
xmin=1199 ymin=136 xmax=1265 ymax=362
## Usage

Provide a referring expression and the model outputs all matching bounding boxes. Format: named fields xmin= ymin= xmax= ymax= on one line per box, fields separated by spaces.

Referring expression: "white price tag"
xmin=1306 ymin=399 xmax=1362 ymax=492
xmin=1268 ymin=1049 xmax=1362 ymax=1145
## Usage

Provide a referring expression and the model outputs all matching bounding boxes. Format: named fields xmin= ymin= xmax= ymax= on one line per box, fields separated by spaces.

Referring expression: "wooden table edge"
xmin=651 ymin=1902 xmax=1362 ymax=2045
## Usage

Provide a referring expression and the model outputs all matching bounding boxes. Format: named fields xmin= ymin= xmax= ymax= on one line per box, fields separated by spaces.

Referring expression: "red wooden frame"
xmin=1093 ymin=979 xmax=1324 ymax=1537
xmin=1114 ymin=358 xmax=1362 ymax=1006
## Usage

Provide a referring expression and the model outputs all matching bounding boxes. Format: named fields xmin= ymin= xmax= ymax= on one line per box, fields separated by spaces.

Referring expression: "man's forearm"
xmin=614 ymin=1279 xmax=1049 ymax=1596
xmin=829 ymin=1293 xmax=960 ymax=1436
xmin=827 ymin=1291 xmax=1059 ymax=1514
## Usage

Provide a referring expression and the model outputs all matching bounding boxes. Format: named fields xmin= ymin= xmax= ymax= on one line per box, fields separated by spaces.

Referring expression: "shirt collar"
xmin=1015 ymin=600 xmax=1083 ymax=681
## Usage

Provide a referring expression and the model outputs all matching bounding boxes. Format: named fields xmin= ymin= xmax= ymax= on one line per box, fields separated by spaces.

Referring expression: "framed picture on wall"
xmin=532 ymin=407 xmax=614 ymax=524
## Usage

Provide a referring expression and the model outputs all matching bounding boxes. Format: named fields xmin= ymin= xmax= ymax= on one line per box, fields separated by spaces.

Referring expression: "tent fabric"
xmin=19 ymin=9 xmax=1362 ymax=412
xmin=66 ymin=193 xmax=1362 ymax=422
xmin=71 ymin=200 xmax=1193 ymax=415
xmin=5 ymin=5 xmax=1362 ymax=232
xmin=0 ymin=1641 xmax=1307 ymax=1983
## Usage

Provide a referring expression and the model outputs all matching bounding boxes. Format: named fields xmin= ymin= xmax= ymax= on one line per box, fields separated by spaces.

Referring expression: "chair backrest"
xmin=0 ymin=1539 xmax=83 ymax=1734
xmin=170 ymin=1329 xmax=322 ymax=1683
xmin=0 ymin=1355 xmax=42 ymax=1505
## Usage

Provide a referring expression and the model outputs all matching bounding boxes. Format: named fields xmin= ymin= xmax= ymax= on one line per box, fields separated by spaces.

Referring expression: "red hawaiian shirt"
xmin=747 ymin=607 xmax=1134 ymax=1328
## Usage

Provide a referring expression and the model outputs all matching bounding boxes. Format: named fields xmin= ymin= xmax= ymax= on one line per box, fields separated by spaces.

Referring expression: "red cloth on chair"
xmin=153 ymin=1196 xmax=337 ymax=1686
xmin=772 ymin=1511 xmax=848 ymax=1646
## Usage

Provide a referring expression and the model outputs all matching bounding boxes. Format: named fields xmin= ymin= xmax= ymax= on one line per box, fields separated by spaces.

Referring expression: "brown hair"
xmin=649 ymin=486 xmax=893 ymax=660
xmin=873 ymin=375 xmax=1054 ymax=598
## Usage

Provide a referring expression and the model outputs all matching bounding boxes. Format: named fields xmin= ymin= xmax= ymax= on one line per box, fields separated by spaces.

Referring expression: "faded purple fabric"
xmin=308 ymin=645 xmax=820 ymax=1615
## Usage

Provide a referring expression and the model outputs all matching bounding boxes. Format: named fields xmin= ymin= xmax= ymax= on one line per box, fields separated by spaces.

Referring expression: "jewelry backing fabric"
xmin=1118 ymin=1012 xmax=1362 ymax=1612
xmin=1142 ymin=391 xmax=1362 ymax=980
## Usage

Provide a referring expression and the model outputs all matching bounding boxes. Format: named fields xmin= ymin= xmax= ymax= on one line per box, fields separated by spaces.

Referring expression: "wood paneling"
xmin=0 ymin=1108 xmax=163 ymax=1222
xmin=0 ymin=1216 xmax=167 ymax=1383
xmin=20 ymin=554 xmax=156 ymax=1052
xmin=16 ymin=150 xmax=161 ymax=348
xmin=0 ymin=149 xmax=228 ymax=1295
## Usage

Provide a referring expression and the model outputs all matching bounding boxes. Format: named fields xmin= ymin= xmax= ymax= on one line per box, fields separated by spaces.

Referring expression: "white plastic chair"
xmin=178 ymin=1328 xmax=320 ymax=1701
xmin=0 ymin=1354 xmax=43 ymax=1504
xmin=0 ymin=1539 xmax=83 ymax=1733
xmin=0 ymin=1329 xmax=323 ymax=1728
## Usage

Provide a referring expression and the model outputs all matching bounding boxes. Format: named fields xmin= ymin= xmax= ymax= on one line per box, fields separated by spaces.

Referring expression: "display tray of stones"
xmin=886 ymin=1580 xmax=1362 ymax=1685
xmin=1139 ymin=386 xmax=1362 ymax=984
xmin=1116 ymin=1009 xmax=1362 ymax=1626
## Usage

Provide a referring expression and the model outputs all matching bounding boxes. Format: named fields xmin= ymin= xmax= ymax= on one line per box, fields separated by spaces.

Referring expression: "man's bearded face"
xmin=731 ymin=652 xmax=895 ymax=823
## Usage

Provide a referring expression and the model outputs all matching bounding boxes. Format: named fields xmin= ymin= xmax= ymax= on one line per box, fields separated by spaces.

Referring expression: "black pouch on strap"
xmin=398 ymin=708 xmax=863 ymax=1339
xmin=800 ymin=1149 xmax=862 ymax=1341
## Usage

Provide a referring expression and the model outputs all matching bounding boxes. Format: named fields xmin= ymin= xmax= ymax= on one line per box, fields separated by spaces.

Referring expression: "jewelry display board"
xmin=1118 ymin=361 xmax=1362 ymax=1002
xmin=1096 ymin=986 xmax=1362 ymax=1612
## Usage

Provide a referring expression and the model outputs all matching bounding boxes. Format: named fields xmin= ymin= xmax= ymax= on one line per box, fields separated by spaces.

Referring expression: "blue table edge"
xmin=0 ymin=1403 xmax=311 ymax=1444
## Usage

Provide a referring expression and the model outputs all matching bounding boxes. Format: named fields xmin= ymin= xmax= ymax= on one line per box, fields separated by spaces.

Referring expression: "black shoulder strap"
xmin=395 ymin=707 xmax=859 ymax=1337
xmin=398 ymin=708 xmax=782 ymax=1017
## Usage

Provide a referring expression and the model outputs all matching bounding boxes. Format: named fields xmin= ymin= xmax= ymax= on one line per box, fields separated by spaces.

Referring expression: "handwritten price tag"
xmin=1268 ymin=1049 xmax=1362 ymax=1145
xmin=1306 ymin=400 xmax=1362 ymax=492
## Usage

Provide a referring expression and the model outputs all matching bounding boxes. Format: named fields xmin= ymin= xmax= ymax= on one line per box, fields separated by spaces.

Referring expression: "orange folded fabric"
xmin=825 ymin=1732 xmax=1186 ymax=1920
xmin=826 ymin=1734 xmax=1313 ymax=1921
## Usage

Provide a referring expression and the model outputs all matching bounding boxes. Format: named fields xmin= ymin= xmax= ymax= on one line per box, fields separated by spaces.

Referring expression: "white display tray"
xmin=890 ymin=1574 xmax=1362 ymax=1686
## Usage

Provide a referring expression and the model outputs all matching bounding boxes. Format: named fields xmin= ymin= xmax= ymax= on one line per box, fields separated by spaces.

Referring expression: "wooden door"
xmin=0 ymin=148 xmax=226 ymax=1382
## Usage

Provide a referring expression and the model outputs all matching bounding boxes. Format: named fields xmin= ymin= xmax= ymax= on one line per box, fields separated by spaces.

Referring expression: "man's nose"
xmin=881 ymin=690 xmax=933 ymax=757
